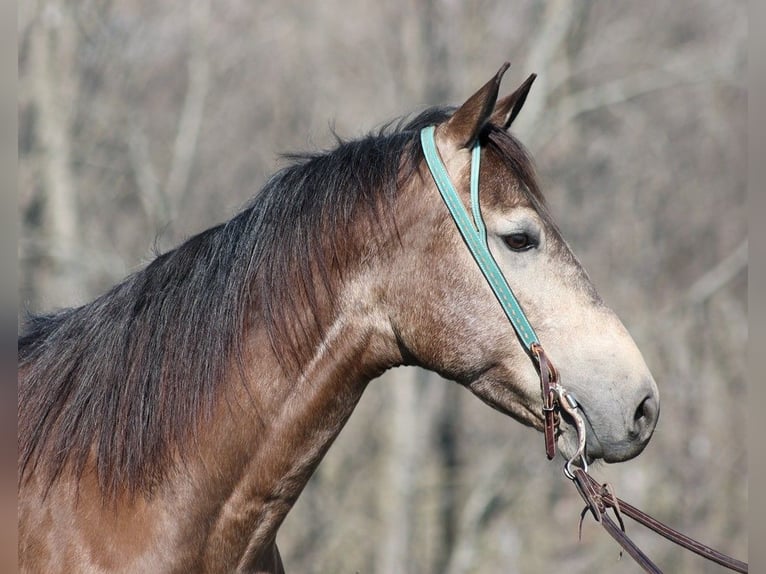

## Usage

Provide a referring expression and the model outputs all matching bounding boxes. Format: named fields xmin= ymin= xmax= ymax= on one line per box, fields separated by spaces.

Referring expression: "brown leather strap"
xmin=600 ymin=513 xmax=663 ymax=574
xmin=531 ymin=343 xmax=558 ymax=460
xmin=572 ymin=469 xmax=663 ymax=573
xmin=572 ymin=469 xmax=748 ymax=573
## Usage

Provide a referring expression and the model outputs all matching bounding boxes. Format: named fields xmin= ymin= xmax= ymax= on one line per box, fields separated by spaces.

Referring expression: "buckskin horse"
xmin=18 ymin=64 xmax=659 ymax=573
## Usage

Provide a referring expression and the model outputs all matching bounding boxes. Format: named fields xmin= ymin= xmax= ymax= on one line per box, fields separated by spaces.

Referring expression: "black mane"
xmin=18 ymin=107 xmax=544 ymax=498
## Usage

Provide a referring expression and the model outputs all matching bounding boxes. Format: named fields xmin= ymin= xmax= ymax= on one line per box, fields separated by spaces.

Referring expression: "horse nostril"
xmin=634 ymin=397 xmax=648 ymax=423
xmin=631 ymin=394 xmax=659 ymax=439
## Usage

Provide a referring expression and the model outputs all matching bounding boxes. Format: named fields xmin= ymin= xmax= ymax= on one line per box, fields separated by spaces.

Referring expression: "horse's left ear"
xmin=490 ymin=73 xmax=537 ymax=129
xmin=444 ymin=62 xmax=510 ymax=148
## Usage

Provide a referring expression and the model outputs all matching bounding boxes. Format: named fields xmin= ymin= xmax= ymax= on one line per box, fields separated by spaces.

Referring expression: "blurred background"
xmin=18 ymin=1 xmax=746 ymax=572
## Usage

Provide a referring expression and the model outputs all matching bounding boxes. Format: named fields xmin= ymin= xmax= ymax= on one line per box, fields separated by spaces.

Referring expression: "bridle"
xmin=420 ymin=125 xmax=584 ymax=470
xmin=419 ymin=125 xmax=748 ymax=573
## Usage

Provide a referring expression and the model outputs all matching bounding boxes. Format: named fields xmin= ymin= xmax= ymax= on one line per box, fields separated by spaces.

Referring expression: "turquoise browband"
xmin=419 ymin=125 xmax=540 ymax=353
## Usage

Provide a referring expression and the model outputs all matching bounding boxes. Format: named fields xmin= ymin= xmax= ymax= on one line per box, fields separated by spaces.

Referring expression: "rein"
xmin=570 ymin=468 xmax=748 ymax=573
xmin=419 ymin=125 xmax=748 ymax=573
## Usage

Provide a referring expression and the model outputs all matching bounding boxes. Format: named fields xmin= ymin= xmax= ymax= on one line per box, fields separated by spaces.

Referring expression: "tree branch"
xmin=164 ymin=0 xmax=210 ymax=205
xmin=128 ymin=123 xmax=169 ymax=230
xmin=530 ymin=68 xmax=734 ymax=150
xmin=687 ymin=240 xmax=747 ymax=305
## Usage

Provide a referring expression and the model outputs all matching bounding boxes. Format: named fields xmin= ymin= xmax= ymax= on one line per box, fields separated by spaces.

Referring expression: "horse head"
xmin=385 ymin=64 xmax=659 ymax=464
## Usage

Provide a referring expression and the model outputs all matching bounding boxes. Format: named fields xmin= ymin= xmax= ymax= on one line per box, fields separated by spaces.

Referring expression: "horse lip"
xmin=559 ymin=403 xmax=604 ymax=463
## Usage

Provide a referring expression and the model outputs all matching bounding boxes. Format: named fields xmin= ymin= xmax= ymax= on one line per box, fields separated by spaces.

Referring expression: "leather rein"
xmin=420 ymin=125 xmax=748 ymax=573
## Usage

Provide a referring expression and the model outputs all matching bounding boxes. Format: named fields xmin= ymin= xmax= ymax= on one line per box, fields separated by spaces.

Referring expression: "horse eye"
xmin=503 ymin=232 xmax=534 ymax=252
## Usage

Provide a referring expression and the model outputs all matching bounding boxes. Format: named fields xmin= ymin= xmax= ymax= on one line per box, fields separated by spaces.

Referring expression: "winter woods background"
xmin=18 ymin=1 xmax=746 ymax=572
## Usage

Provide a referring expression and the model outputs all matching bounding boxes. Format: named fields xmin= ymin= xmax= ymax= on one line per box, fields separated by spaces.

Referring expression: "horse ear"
xmin=444 ymin=62 xmax=510 ymax=148
xmin=490 ymin=73 xmax=537 ymax=129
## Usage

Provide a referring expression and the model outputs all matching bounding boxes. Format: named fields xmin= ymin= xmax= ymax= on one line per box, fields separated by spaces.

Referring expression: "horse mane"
xmin=18 ymin=107 xmax=545 ymax=499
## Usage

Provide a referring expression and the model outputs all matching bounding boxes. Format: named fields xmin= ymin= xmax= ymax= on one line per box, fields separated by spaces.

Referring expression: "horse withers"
xmin=18 ymin=64 xmax=658 ymax=573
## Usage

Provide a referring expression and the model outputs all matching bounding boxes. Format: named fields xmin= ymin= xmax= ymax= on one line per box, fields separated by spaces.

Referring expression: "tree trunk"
xmin=29 ymin=2 xmax=81 ymax=308
xmin=377 ymin=367 xmax=423 ymax=574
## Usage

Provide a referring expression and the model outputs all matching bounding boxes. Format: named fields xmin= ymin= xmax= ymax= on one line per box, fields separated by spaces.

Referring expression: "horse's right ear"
xmin=490 ymin=73 xmax=537 ymax=129
xmin=443 ymin=62 xmax=510 ymax=149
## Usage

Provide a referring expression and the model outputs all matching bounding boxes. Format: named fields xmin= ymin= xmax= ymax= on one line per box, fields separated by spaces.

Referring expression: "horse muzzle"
xmin=565 ymin=378 xmax=660 ymax=464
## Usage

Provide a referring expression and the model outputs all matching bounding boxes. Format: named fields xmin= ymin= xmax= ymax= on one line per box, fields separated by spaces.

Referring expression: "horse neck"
xmin=187 ymin=282 xmax=400 ymax=568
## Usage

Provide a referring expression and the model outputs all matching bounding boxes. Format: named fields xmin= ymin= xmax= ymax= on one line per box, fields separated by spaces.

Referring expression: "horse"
xmin=18 ymin=64 xmax=659 ymax=573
